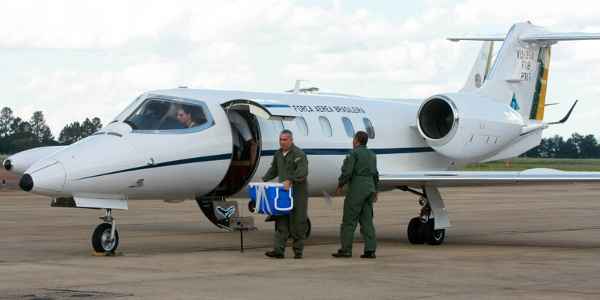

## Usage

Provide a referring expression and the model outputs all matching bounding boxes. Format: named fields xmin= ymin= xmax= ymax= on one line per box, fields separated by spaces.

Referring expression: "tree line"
xmin=523 ymin=133 xmax=600 ymax=159
xmin=0 ymin=106 xmax=102 ymax=154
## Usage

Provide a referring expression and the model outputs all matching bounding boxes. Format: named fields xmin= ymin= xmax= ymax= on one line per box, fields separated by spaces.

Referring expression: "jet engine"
xmin=416 ymin=93 xmax=525 ymax=161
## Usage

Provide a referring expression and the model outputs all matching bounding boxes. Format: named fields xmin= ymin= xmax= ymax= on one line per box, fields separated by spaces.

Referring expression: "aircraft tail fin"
xmin=450 ymin=22 xmax=600 ymax=121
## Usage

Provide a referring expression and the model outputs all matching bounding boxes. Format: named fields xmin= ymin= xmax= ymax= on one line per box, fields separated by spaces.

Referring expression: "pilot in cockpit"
xmin=176 ymin=105 xmax=206 ymax=129
xmin=176 ymin=107 xmax=196 ymax=128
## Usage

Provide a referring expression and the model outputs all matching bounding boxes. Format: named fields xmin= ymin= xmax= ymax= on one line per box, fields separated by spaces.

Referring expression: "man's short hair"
xmin=355 ymin=131 xmax=368 ymax=145
xmin=280 ymin=129 xmax=293 ymax=138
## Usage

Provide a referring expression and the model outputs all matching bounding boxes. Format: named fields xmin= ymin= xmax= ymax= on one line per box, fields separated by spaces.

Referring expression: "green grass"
xmin=465 ymin=158 xmax=600 ymax=172
xmin=0 ymin=154 xmax=6 ymax=162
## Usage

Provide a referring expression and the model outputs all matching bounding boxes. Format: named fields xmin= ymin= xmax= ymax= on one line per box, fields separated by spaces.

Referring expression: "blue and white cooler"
xmin=247 ymin=182 xmax=294 ymax=216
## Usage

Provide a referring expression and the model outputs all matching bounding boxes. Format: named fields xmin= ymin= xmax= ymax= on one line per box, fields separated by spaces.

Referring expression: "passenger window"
xmin=341 ymin=117 xmax=355 ymax=138
xmin=363 ymin=118 xmax=375 ymax=139
xmin=125 ymin=98 xmax=211 ymax=131
xmin=319 ymin=116 xmax=332 ymax=137
xmin=295 ymin=117 xmax=309 ymax=136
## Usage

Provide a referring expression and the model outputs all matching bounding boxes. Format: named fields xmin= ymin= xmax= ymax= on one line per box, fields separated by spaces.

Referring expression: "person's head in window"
xmin=176 ymin=106 xmax=196 ymax=128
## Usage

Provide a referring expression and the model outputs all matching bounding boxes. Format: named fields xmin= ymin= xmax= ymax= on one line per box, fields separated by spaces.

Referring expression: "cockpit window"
xmin=125 ymin=97 xmax=213 ymax=132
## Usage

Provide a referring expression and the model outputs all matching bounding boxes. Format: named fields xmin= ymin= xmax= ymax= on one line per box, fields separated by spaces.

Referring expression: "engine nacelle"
xmin=416 ymin=93 xmax=525 ymax=162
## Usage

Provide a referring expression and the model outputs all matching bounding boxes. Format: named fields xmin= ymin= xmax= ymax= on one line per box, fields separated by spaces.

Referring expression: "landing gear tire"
xmin=92 ymin=223 xmax=119 ymax=253
xmin=407 ymin=217 xmax=425 ymax=244
xmin=423 ymin=219 xmax=445 ymax=246
xmin=407 ymin=218 xmax=446 ymax=246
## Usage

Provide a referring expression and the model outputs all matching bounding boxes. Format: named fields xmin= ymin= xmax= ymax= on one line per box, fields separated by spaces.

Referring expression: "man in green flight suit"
xmin=332 ymin=131 xmax=379 ymax=259
xmin=262 ymin=129 xmax=309 ymax=259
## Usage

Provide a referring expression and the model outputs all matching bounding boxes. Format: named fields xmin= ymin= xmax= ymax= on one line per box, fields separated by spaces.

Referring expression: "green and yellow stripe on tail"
xmin=529 ymin=47 xmax=552 ymax=120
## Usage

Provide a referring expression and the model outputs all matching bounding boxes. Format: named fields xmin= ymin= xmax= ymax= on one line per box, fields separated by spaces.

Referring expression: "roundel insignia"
xmin=474 ymin=73 xmax=482 ymax=88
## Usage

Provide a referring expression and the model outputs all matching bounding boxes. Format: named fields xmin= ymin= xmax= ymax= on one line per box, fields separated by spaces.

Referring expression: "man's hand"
xmin=335 ymin=186 xmax=343 ymax=196
xmin=373 ymin=192 xmax=378 ymax=203
xmin=283 ymin=180 xmax=292 ymax=191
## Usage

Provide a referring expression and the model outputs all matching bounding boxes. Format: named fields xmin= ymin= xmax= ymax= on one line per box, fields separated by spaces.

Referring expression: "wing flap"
xmin=380 ymin=168 xmax=600 ymax=188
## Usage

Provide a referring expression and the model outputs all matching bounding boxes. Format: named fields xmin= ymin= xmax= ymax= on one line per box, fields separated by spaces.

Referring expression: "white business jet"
xmin=5 ymin=22 xmax=600 ymax=253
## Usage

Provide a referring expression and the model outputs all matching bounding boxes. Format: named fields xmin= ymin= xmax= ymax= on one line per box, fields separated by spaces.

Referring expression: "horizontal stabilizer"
xmin=449 ymin=32 xmax=600 ymax=43
xmin=447 ymin=35 xmax=505 ymax=42
xmin=521 ymin=32 xmax=600 ymax=42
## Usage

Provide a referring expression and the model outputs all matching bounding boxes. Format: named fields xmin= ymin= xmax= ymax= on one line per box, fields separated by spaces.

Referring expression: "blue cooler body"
xmin=248 ymin=183 xmax=294 ymax=216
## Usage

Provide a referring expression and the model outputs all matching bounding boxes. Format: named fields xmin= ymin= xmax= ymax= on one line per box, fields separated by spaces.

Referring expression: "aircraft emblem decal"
xmin=510 ymin=93 xmax=520 ymax=111
xmin=216 ymin=206 xmax=236 ymax=219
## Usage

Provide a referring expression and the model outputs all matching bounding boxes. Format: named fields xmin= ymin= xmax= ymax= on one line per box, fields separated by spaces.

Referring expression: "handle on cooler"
xmin=274 ymin=187 xmax=294 ymax=211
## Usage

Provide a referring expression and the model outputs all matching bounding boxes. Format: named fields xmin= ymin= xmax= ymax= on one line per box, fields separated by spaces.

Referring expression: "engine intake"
xmin=418 ymin=97 xmax=457 ymax=140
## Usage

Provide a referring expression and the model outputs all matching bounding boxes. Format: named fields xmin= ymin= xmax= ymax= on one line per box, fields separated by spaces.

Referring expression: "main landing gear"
xmin=400 ymin=186 xmax=450 ymax=246
xmin=91 ymin=209 xmax=119 ymax=253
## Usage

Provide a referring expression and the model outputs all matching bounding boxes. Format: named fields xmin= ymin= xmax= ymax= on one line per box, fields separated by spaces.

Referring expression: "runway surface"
xmin=1 ymin=184 xmax=600 ymax=299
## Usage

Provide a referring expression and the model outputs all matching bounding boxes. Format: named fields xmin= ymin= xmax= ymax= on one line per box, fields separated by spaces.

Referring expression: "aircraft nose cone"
xmin=3 ymin=159 xmax=11 ymax=171
xmin=19 ymin=174 xmax=34 ymax=191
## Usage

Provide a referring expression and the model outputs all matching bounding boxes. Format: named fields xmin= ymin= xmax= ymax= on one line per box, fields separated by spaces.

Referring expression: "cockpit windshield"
xmin=124 ymin=97 xmax=214 ymax=132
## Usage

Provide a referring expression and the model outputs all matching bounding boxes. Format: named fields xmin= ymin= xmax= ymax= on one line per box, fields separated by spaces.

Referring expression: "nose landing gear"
xmin=91 ymin=209 xmax=119 ymax=253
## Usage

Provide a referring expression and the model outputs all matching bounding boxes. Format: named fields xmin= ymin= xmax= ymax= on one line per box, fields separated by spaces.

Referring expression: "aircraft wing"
xmin=379 ymin=168 xmax=600 ymax=188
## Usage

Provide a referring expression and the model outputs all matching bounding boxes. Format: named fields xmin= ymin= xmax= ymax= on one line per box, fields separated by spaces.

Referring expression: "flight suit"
xmin=338 ymin=145 xmax=379 ymax=255
xmin=263 ymin=144 xmax=309 ymax=256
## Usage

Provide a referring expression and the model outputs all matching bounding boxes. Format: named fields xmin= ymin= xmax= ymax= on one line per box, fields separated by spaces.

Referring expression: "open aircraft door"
xmin=197 ymin=99 xmax=299 ymax=230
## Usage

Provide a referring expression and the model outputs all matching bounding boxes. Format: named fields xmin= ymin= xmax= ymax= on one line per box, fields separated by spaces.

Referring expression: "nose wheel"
xmin=91 ymin=209 xmax=119 ymax=253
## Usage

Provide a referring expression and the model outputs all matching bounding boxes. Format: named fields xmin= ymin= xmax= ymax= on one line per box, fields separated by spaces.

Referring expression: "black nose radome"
xmin=2 ymin=159 xmax=11 ymax=171
xmin=19 ymin=174 xmax=33 ymax=192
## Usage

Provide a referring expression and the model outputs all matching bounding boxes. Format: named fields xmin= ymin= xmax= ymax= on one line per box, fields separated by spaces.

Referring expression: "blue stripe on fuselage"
xmin=263 ymin=104 xmax=291 ymax=108
xmin=75 ymin=147 xmax=434 ymax=180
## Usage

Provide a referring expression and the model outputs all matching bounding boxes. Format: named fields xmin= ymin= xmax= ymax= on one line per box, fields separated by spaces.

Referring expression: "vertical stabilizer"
xmin=475 ymin=22 xmax=551 ymax=121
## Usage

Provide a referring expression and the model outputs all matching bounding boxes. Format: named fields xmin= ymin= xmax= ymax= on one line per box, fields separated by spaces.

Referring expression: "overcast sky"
xmin=1 ymin=0 xmax=600 ymax=138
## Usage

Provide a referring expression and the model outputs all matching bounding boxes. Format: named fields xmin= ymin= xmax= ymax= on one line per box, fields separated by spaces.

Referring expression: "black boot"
xmin=331 ymin=250 xmax=352 ymax=258
xmin=265 ymin=251 xmax=284 ymax=259
xmin=360 ymin=251 xmax=376 ymax=259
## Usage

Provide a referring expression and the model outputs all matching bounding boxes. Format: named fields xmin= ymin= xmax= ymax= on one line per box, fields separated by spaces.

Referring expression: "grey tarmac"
xmin=1 ymin=184 xmax=600 ymax=299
